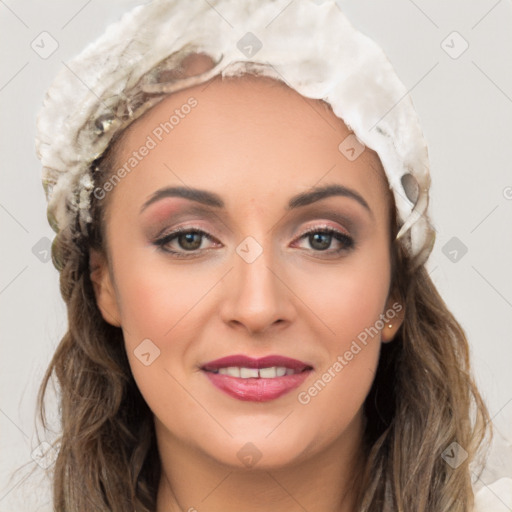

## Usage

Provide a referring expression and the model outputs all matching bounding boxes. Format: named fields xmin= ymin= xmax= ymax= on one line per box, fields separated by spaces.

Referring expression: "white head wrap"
xmin=35 ymin=0 xmax=435 ymax=265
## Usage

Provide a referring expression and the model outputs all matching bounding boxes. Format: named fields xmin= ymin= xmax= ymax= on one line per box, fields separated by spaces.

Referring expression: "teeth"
xmin=240 ymin=367 xmax=259 ymax=378
xmin=216 ymin=366 xmax=297 ymax=378
xmin=222 ymin=367 xmax=241 ymax=377
xmin=259 ymin=367 xmax=278 ymax=378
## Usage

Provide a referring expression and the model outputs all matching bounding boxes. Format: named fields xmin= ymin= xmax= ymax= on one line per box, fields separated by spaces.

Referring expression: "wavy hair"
xmin=33 ymin=86 xmax=492 ymax=512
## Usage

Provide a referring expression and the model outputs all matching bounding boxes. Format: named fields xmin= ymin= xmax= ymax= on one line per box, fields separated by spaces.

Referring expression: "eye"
xmin=153 ymin=227 xmax=219 ymax=258
xmin=152 ymin=225 xmax=355 ymax=259
xmin=292 ymin=225 xmax=355 ymax=255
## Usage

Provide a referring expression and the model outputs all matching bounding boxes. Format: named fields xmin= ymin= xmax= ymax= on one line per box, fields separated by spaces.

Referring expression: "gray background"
xmin=1 ymin=0 xmax=511 ymax=510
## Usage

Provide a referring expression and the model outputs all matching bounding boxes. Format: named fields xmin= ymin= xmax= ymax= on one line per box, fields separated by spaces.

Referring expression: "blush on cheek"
xmin=297 ymin=269 xmax=386 ymax=344
xmin=118 ymin=266 xmax=212 ymax=349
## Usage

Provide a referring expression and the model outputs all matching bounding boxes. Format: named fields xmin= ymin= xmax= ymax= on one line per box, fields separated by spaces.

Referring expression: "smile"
xmin=201 ymin=354 xmax=313 ymax=402
xmin=211 ymin=366 xmax=298 ymax=378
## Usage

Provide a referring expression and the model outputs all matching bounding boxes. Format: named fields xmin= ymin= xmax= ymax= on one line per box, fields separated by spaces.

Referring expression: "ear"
xmin=381 ymin=292 xmax=405 ymax=343
xmin=89 ymin=248 xmax=122 ymax=327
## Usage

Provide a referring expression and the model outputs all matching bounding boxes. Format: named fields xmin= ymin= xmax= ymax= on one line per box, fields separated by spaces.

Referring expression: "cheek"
xmin=109 ymin=240 xmax=226 ymax=398
xmin=291 ymin=246 xmax=390 ymax=419
xmin=109 ymin=222 xmax=215 ymax=342
xmin=294 ymin=248 xmax=391 ymax=346
xmin=118 ymin=262 xmax=204 ymax=338
xmin=112 ymin=252 xmax=212 ymax=417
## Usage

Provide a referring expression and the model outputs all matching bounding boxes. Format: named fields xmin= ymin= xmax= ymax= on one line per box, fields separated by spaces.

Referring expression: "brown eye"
xmin=175 ymin=232 xmax=203 ymax=251
xmin=294 ymin=227 xmax=355 ymax=255
xmin=308 ymin=232 xmax=333 ymax=251
xmin=153 ymin=227 xmax=219 ymax=257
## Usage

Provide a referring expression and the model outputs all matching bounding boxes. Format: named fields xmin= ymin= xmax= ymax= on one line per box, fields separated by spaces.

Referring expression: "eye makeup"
xmin=140 ymin=194 xmax=370 ymax=260
xmin=151 ymin=223 xmax=356 ymax=259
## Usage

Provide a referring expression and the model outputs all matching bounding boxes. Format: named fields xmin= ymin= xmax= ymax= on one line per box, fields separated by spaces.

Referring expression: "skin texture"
xmin=90 ymin=74 xmax=405 ymax=512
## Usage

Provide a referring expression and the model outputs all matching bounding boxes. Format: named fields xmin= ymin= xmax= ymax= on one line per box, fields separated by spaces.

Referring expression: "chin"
xmin=198 ymin=431 xmax=314 ymax=471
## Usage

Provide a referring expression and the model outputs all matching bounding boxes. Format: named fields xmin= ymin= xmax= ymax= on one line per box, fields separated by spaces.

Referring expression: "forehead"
xmin=107 ymin=74 xmax=391 ymax=219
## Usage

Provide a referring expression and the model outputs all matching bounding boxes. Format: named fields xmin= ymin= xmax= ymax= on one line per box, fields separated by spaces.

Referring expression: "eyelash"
xmin=153 ymin=225 xmax=355 ymax=259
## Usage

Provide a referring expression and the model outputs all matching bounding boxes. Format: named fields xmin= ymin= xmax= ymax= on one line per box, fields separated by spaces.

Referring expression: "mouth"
xmin=201 ymin=354 xmax=313 ymax=402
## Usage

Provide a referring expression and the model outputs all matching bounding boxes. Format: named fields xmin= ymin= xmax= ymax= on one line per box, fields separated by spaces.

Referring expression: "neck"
xmin=155 ymin=411 xmax=365 ymax=512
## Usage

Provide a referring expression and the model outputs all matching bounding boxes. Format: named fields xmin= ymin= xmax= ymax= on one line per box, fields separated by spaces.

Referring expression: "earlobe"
xmin=89 ymin=248 xmax=122 ymax=327
xmin=381 ymin=296 xmax=405 ymax=343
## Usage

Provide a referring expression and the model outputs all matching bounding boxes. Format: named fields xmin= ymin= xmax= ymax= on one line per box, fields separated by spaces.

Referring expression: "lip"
xmin=201 ymin=354 xmax=313 ymax=402
xmin=202 ymin=354 xmax=312 ymax=372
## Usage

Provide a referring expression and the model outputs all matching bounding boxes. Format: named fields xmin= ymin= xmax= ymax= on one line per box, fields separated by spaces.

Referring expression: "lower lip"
xmin=203 ymin=370 xmax=312 ymax=402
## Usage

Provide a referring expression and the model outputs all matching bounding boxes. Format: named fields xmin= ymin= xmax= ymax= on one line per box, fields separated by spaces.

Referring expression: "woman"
xmin=34 ymin=0 xmax=491 ymax=510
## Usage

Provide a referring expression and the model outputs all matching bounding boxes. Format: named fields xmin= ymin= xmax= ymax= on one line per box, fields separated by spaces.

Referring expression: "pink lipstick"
xmin=201 ymin=354 xmax=313 ymax=402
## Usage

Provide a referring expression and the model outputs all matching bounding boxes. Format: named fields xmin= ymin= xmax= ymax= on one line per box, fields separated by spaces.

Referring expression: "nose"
xmin=218 ymin=238 xmax=296 ymax=336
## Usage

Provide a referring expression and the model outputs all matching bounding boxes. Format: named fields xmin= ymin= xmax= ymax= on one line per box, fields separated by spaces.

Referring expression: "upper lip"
xmin=201 ymin=354 xmax=313 ymax=372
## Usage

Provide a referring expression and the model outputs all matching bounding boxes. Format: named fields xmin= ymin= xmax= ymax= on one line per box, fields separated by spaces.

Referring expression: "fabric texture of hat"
xmin=35 ymin=0 xmax=436 ymax=266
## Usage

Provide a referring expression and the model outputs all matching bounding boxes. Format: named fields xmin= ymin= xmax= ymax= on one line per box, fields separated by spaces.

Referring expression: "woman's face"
xmin=90 ymin=74 xmax=403 ymax=470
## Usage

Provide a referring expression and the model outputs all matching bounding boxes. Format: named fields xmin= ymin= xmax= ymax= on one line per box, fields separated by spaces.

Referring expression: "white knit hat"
xmin=35 ymin=0 xmax=435 ymax=265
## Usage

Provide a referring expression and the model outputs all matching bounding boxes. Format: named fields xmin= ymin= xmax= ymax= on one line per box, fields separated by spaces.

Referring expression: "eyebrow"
xmin=140 ymin=183 xmax=372 ymax=216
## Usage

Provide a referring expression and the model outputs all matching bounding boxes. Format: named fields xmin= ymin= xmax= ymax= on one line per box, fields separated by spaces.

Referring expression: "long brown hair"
xmin=32 ymin=91 xmax=492 ymax=512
